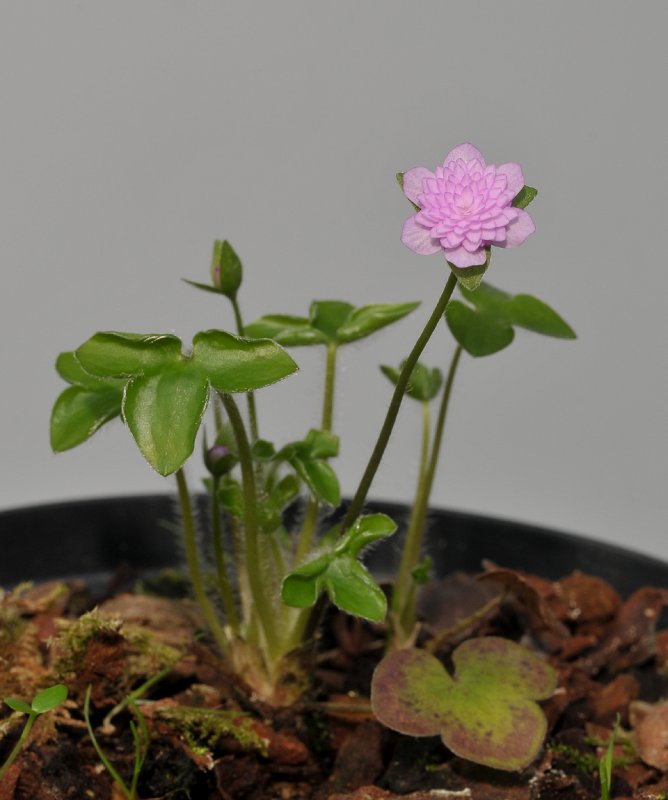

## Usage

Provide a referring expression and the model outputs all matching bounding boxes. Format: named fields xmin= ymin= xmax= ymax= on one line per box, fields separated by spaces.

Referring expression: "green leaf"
xmin=4 ymin=697 xmax=32 ymax=715
xmin=310 ymin=301 xmax=354 ymax=340
xmin=245 ymin=315 xmax=328 ymax=347
xmin=324 ymin=556 xmax=387 ymax=621
xmin=504 ymin=295 xmax=576 ymax=339
xmin=371 ymin=637 xmax=556 ymax=771
xmin=460 ymin=282 xmax=512 ymax=312
xmin=512 ymin=185 xmax=538 ymax=210
xmin=55 ymin=352 xmax=124 ymax=392
xmin=123 ymin=366 xmax=209 ymax=475
xmin=381 ymin=361 xmax=442 ymax=402
xmin=192 ymin=330 xmax=299 ymax=392
xmin=268 ymin=474 xmax=300 ymax=511
xmin=50 ymin=385 xmax=123 ymax=452
xmin=76 ymin=332 xmax=182 ymax=378
xmin=251 ymin=439 xmax=277 ymax=461
xmin=281 ymin=553 xmax=332 ymax=608
xmin=599 ymin=714 xmax=619 ymax=800
xmin=291 ymin=456 xmax=340 ymax=506
xmin=343 ymin=513 xmax=397 ymax=558
xmin=336 ymin=302 xmax=420 ymax=344
xmin=31 ymin=684 xmax=68 ymax=714
xmin=446 ymin=301 xmax=515 ymax=357
xmin=448 ymin=246 xmax=491 ymax=292
xmin=299 ymin=429 xmax=339 ymax=460
xmin=218 ymin=477 xmax=245 ymax=518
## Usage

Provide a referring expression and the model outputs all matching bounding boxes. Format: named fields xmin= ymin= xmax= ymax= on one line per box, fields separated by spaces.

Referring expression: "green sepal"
xmin=182 ymin=279 xmax=223 ymax=295
xmin=512 ymin=185 xmax=537 ymax=210
xmin=380 ymin=361 xmax=443 ymax=402
xmin=4 ymin=697 xmax=32 ymax=715
xmin=31 ymin=684 xmax=68 ymax=714
xmin=397 ymin=172 xmax=421 ymax=212
xmin=448 ymin=246 xmax=491 ymax=292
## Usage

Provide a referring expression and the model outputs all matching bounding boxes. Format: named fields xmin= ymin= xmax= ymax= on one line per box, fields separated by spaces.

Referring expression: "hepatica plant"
xmin=51 ymin=143 xmax=575 ymax=769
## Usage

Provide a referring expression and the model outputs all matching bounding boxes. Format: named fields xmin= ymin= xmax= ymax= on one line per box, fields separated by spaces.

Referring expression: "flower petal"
xmin=496 ymin=162 xmax=525 ymax=199
xmin=402 ymin=167 xmax=435 ymax=205
xmin=444 ymin=244 xmax=487 ymax=268
xmin=401 ymin=216 xmax=441 ymax=255
xmin=444 ymin=143 xmax=485 ymax=166
xmin=501 ymin=208 xmax=535 ymax=248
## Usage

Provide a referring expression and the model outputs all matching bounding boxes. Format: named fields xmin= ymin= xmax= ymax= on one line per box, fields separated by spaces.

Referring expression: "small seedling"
xmin=599 ymin=714 xmax=620 ymax=800
xmin=84 ymin=684 xmax=149 ymax=800
xmin=0 ymin=684 xmax=68 ymax=781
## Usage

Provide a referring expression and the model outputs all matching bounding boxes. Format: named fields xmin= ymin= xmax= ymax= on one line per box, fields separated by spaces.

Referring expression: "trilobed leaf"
xmin=50 ymin=385 xmax=123 ymax=451
xmin=371 ymin=637 xmax=556 ymax=771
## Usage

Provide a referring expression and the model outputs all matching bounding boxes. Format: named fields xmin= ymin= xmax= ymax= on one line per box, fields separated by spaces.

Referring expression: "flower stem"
xmin=393 ymin=344 xmax=463 ymax=637
xmin=341 ymin=272 xmax=458 ymax=531
xmin=175 ymin=468 xmax=231 ymax=659
xmin=0 ymin=713 xmax=37 ymax=782
xmin=230 ymin=295 xmax=259 ymax=442
xmin=210 ymin=478 xmax=240 ymax=631
xmin=293 ymin=344 xmax=338 ymax=566
xmin=220 ymin=393 xmax=279 ymax=657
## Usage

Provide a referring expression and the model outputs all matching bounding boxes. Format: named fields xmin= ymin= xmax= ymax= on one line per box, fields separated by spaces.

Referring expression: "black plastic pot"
xmin=1 ymin=494 xmax=667 ymax=596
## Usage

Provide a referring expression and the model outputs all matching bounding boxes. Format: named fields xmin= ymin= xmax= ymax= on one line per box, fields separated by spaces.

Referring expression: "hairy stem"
xmin=175 ymin=469 xmax=231 ymax=658
xmin=220 ymin=393 xmax=279 ymax=657
xmin=211 ymin=478 xmax=240 ymax=631
xmin=230 ymin=295 xmax=259 ymax=442
xmin=342 ymin=272 xmax=458 ymax=531
xmin=395 ymin=344 xmax=463 ymax=637
xmin=0 ymin=713 xmax=37 ymax=782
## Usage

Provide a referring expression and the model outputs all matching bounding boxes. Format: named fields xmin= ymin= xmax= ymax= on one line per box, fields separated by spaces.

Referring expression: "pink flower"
xmin=401 ymin=143 xmax=535 ymax=269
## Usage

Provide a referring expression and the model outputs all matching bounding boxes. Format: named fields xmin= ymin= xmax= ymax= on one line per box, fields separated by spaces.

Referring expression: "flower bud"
xmin=210 ymin=240 xmax=243 ymax=298
xmin=205 ymin=444 xmax=237 ymax=477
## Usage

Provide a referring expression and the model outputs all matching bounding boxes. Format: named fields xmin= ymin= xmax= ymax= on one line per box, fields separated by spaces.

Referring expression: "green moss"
xmin=155 ymin=706 xmax=267 ymax=758
xmin=549 ymin=742 xmax=600 ymax=774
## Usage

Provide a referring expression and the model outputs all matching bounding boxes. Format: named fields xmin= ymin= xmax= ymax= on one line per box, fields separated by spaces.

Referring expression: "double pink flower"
xmin=401 ymin=143 xmax=535 ymax=269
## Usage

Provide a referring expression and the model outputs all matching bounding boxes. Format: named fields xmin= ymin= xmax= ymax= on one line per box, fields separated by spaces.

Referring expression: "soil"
xmin=1 ymin=561 xmax=668 ymax=800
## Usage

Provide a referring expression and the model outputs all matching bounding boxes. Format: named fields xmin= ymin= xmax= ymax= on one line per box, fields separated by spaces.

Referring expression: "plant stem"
xmin=0 ymin=713 xmax=37 ymax=782
xmin=84 ymin=686 xmax=133 ymax=799
xmin=175 ymin=468 xmax=231 ymax=659
xmin=293 ymin=344 xmax=338 ymax=566
xmin=211 ymin=478 xmax=240 ymax=631
xmin=390 ymin=400 xmax=431 ymax=615
xmin=322 ymin=343 xmax=337 ymax=432
xmin=394 ymin=344 xmax=463 ymax=636
xmin=220 ymin=393 xmax=279 ymax=657
xmin=230 ymin=295 xmax=259 ymax=442
xmin=341 ymin=272 xmax=458 ymax=532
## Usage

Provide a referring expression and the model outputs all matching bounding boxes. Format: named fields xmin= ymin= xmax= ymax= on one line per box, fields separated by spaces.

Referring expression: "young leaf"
xmin=336 ymin=302 xmax=420 ymax=344
xmin=76 ymin=332 xmax=182 ymax=378
xmin=192 ymin=330 xmax=298 ymax=392
xmin=245 ymin=315 xmax=328 ymax=346
xmin=324 ymin=556 xmax=388 ymax=621
xmin=251 ymin=439 xmax=277 ymax=461
xmin=599 ymin=714 xmax=620 ymax=800
xmin=310 ymin=301 xmax=355 ymax=340
xmin=300 ymin=429 xmax=339 ymax=460
xmin=371 ymin=637 xmax=556 ymax=771
xmin=291 ymin=457 xmax=340 ymax=506
xmin=380 ymin=361 xmax=442 ymax=402
xmin=50 ymin=385 xmax=123 ymax=452
xmin=4 ymin=697 xmax=32 ymax=715
xmin=218 ymin=477 xmax=245 ymax=518
xmin=123 ymin=366 xmax=209 ymax=476
xmin=344 ymin=512 xmax=397 ymax=557
xmin=31 ymin=684 xmax=68 ymax=714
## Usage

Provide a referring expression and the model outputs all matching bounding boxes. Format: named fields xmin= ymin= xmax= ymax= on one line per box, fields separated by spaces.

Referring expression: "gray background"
xmin=2 ymin=2 xmax=667 ymax=559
